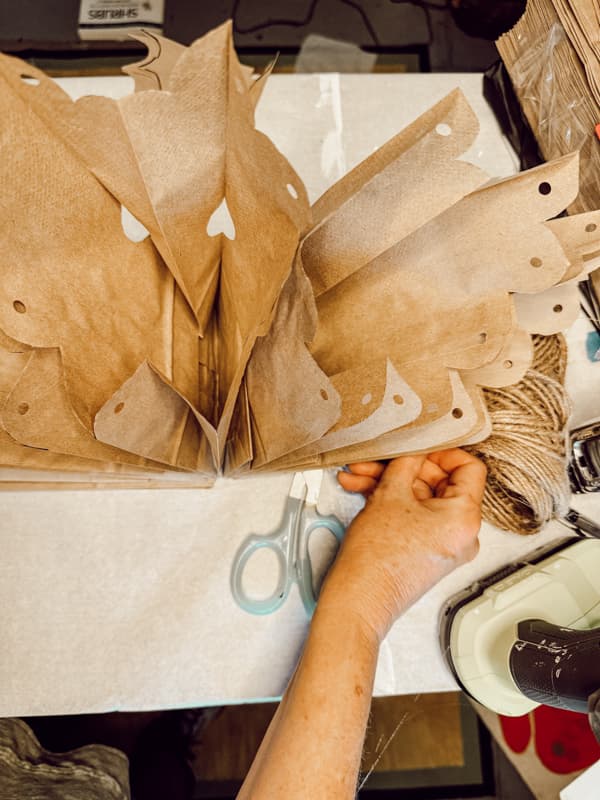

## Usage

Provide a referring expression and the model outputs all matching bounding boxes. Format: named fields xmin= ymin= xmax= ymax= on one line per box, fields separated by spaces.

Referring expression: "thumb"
xmin=378 ymin=455 xmax=427 ymax=496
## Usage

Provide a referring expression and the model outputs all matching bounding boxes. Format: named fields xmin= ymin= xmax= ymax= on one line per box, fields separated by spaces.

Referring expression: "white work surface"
xmin=2 ymin=73 xmax=600 ymax=716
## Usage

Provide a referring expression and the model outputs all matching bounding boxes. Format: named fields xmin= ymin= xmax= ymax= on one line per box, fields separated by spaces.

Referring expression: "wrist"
xmin=318 ymin=546 xmax=452 ymax=643
xmin=315 ymin=579 xmax=383 ymax=651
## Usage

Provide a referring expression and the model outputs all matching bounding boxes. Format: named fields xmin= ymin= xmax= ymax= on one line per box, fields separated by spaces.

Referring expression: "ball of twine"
xmin=465 ymin=334 xmax=572 ymax=535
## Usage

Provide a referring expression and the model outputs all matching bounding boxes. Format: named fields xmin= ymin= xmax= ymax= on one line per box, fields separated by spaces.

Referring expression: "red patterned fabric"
xmin=501 ymin=706 xmax=600 ymax=774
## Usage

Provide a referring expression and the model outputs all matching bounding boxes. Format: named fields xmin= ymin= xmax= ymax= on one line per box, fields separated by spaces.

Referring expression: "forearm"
xmin=238 ymin=593 xmax=379 ymax=799
xmin=239 ymin=451 xmax=486 ymax=798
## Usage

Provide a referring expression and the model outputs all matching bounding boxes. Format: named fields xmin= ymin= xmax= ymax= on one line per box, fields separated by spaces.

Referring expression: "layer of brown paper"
xmin=302 ymin=89 xmax=489 ymax=296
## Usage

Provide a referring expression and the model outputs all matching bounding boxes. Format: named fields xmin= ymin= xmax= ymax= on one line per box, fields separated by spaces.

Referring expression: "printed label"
xmin=78 ymin=0 xmax=164 ymax=40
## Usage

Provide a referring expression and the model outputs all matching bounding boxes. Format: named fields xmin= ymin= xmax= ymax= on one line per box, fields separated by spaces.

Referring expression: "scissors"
xmin=230 ymin=471 xmax=345 ymax=618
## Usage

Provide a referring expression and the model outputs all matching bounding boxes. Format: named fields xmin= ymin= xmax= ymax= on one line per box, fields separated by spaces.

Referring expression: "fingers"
xmin=346 ymin=461 xmax=386 ymax=479
xmin=419 ymin=458 xmax=449 ymax=493
xmin=426 ymin=449 xmax=487 ymax=505
xmin=337 ymin=472 xmax=379 ymax=496
xmin=338 ymin=450 xmax=487 ymax=506
xmin=378 ymin=455 xmax=428 ymax=496
xmin=339 ymin=456 xmax=428 ymax=499
xmin=337 ymin=461 xmax=385 ymax=496
xmin=433 ymin=477 xmax=449 ymax=498
xmin=412 ymin=478 xmax=434 ymax=501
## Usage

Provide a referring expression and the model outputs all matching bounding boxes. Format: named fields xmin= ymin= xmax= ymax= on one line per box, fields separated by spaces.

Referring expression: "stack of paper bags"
xmin=497 ymin=0 xmax=600 ymax=216
xmin=0 ymin=22 xmax=598 ymax=487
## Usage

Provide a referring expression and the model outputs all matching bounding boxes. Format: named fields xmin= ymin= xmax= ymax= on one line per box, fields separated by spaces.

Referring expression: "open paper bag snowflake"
xmin=0 ymin=22 xmax=597 ymax=496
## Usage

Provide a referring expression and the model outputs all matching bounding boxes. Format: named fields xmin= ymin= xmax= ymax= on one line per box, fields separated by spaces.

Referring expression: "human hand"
xmin=319 ymin=449 xmax=486 ymax=643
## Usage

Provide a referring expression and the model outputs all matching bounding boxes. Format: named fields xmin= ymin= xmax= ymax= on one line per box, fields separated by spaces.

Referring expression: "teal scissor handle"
xmin=296 ymin=507 xmax=346 ymax=618
xmin=230 ymin=495 xmax=303 ymax=615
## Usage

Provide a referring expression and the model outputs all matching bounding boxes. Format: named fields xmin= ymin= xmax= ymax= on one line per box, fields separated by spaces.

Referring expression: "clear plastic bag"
xmin=498 ymin=17 xmax=600 ymax=214
xmin=511 ymin=23 xmax=589 ymax=155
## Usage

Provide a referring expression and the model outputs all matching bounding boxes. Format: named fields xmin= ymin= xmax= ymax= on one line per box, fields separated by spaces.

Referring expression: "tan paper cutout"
xmin=94 ymin=362 xmax=202 ymax=471
xmin=1 ymin=349 xmax=173 ymax=471
xmin=547 ymin=211 xmax=600 ymax=281
xmin=123 ymin=31 xmax=186 ymax=91
xmin=303 ymin=89 xmax=490 ymax=296
xmin=514 ymin=283 xmax=581 ymax=335
xmin=461 ymin=328 xmax=534 ymax=388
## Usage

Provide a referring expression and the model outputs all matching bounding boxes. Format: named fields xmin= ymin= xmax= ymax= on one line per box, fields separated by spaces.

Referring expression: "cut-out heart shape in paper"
xmin=121 ymin=205 xmax=150 ymax=243
xmin=206 ymin=197 xmax=236 ymax=240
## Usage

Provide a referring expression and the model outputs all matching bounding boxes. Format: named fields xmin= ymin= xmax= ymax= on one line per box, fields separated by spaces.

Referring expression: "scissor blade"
xmin=302 ymin=469 xmax=324 ymax=508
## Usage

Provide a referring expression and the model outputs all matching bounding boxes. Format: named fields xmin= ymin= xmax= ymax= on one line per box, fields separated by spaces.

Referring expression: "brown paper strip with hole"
xmin=94 ymin=360 xmax=223 ymax=472
xmin=96 ymin=353 xmax=249 ymax=473
xmin=311 ymin=272 xmax=514 ymax=376
xmin=276 ymin=369 xmax=490 ymax=468
xmin=1 ymin=349 xmax=176 ymax=472
xmin=325 ymin=376 xmax=491 ymax=467
xmin=546 ymin=211 xmax=600 ymax=282
xmin=0 ymin=53 xmax=195 ymax=325
xmin=252 ymin=361 xmax=458 ymax=468
xmin=347 ymin=153 xmax=579 ymax=301
xmin=94 ymin=362 xmax=203 ymax=471
xmin=460 ymin=327 xmax=534 ymax=388
xmin=513 ymin=283 xmax=581 ymax=336
xmin=253 ymin=359 xmax=426 ymax=467
xmin=325 ymin=360 xmax=422 ymax=436
xmin=302 ymin=89 xmax=490 ymax=297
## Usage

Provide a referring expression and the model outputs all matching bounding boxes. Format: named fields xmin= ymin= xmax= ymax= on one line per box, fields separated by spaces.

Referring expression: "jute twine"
xmin=465 ymin=334 xmax=572 ymax=535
